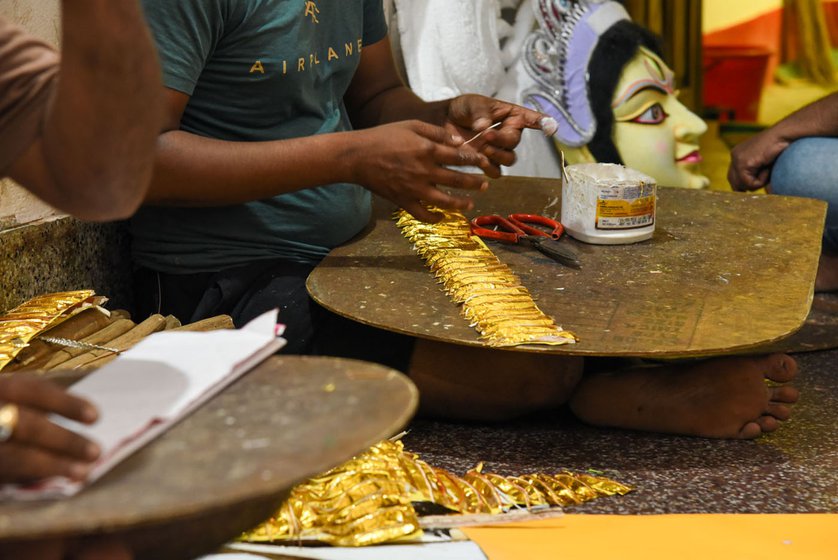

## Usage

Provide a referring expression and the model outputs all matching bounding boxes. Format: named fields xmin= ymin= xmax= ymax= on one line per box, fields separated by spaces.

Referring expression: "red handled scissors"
xmin=470 ymin=213 xmax=581 ymax=268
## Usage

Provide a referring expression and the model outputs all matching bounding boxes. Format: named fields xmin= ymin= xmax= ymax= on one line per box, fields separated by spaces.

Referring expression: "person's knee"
xmin=409 ymin=341 xmax=584 ymax=421
xmin=772 ymin=137 xmax=838 ymax=199
xmin=415 ymin=368 xmax=581 ymax=422
xmin=503 ymin=366 xmax=583 ymax=418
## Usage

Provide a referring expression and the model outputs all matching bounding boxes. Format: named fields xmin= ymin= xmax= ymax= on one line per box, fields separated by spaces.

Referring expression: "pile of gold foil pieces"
xmin=243 ymin=440 xmax=631 ymax=547
xmin=0 ymin=290 xmax=104 ymax=371
xmin=395 ymin=209 xmax=576 ymax=347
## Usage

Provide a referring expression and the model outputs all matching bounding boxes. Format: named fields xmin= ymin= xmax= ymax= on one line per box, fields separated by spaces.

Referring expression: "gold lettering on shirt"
xmin=249 ymin=60 xmax=265 ymax=74
xmin=304 ymin=1 xmax=320 ymax=23
xmin=272 ymin=36 xmax=363 ymax=77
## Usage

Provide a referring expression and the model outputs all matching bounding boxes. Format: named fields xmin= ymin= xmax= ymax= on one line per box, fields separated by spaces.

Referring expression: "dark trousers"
xmin=133 ymin=259 xmax=414 ymax=371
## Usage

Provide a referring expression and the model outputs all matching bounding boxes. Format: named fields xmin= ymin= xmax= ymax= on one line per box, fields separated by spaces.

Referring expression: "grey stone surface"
xmin=0 ymin=218 xmax=133 ymax=313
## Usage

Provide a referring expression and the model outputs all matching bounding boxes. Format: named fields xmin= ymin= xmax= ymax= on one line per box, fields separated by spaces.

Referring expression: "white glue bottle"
xmin=561 ymin=162 xmax=656 ymax=245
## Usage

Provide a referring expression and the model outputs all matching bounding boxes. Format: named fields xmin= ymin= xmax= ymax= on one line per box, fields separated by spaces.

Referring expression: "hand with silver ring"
xmin=0 ymin=375 xmax=101 ymax=484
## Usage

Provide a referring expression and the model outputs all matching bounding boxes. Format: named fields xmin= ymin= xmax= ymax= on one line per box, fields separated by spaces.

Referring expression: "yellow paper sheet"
xmin=462 ymin=514 xmax=838 ymax=560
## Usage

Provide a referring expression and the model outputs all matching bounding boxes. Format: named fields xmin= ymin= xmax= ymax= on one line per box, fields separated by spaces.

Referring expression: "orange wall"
xmin=703 ymin=0 xmax=838 ymax=86
xmin=703 ymin=8 xmax=782 ymax=86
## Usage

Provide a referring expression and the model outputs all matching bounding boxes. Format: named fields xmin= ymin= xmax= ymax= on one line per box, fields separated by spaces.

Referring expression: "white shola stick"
xmin=463 ymin=121 xmax=503 ymax=145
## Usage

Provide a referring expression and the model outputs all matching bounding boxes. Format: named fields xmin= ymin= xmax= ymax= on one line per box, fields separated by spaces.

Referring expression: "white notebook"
xmin=2 ymin=310 xmax=286 ymax=500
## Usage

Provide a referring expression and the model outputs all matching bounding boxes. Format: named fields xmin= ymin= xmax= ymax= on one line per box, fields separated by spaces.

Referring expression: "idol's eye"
xmin=552 ymin=0 xmax=572 ymax=15
xmin=631 ymin=103 xmax=668 ymax=125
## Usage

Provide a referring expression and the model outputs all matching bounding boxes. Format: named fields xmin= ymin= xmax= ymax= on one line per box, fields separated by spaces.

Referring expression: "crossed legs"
xmin=409 ymin=340 xmax=798 ymax=439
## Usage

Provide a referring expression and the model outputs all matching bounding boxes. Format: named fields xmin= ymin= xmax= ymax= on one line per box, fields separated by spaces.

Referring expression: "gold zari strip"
xmin=395 ymin=209 xmax=577 ymax=347
xmin=0 ymin=290 xmax=102 ymax=371
xmin=243 ymin=440 xmax=631 ymax=547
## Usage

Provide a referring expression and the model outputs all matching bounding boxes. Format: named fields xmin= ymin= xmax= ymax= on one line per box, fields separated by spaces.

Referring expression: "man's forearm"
xmin=771 ymin=92 xmax=838 ymax=142
xmin=42 ymin=0 xmax=162 ymax=220
xmin=342 ymin=37 xmax=452 ymax=130
xmin=349 ymin=85 xmax=451 ymax=129
xmin=145 ymin=130 xmax=363 ymax=206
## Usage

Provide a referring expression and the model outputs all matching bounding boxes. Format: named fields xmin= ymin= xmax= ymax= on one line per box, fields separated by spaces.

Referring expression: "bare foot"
xmin=569 ymin=354 xmax=798 ymax=439
xmin=815 ymin=250 xmax=838 ymax=292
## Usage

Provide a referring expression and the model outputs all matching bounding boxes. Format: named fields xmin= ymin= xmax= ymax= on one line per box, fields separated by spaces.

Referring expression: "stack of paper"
xmin=2 ymin=310 xmax=285 ymax=500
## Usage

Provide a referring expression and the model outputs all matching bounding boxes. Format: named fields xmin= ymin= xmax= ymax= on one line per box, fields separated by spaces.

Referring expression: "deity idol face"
xmin=611 ymin=47 xmax=709 ymax=189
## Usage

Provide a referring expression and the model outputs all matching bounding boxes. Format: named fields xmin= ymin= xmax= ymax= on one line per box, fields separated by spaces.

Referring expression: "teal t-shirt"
xmin=132 ymin=0 xmax=388 ymax=273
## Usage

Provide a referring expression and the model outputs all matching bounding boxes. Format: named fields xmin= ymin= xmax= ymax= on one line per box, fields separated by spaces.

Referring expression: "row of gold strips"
xmin=243 ymin=439 xmax=631 ymax=547
xmin=0 ymin=290 xmax=100 ymax=371
xmin=395 ymin=209 xmax=577 ymax=347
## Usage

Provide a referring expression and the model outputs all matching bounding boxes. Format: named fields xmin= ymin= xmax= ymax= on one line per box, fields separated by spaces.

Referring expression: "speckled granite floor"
xmin=405 ymin=349 xmax=838 ymax=514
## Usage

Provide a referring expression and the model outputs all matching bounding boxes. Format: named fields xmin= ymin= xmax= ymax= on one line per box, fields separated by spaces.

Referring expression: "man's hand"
xmin=445 ymin=94 xmax=549 ymax=175
xmin=349 ymin=120 xmax=493 ymax=222
xmin=727 ymin=128 xmax=790 ymax=192
xmin=0 ymin=375 xmax=100 ymax=483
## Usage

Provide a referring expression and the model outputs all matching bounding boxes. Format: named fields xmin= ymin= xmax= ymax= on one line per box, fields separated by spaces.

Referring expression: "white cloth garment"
xmin=394 ymin=0 xmax=507 ymax=101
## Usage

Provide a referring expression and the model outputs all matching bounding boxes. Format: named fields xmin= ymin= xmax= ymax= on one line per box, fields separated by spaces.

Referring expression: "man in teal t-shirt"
xmin=132 ymin=0 xmax=389 ymax=272
xmin=133 ymin=0 xmax=548 ymax=354
xmin=131 ymin=1 xmax=801 ymax=440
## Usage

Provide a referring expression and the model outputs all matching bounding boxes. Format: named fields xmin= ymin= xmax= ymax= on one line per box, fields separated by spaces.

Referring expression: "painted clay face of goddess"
xmin=611 ymin=47 xmax=710 ymax=189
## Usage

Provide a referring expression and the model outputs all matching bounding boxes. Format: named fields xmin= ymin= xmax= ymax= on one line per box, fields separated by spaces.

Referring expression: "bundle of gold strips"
xmin=243 ymin=440 xmax=631 ymax=547
xmin=0 ymin=290 xmax=103 ymax=371
xmin=395 ymin=209 xmax=576 ymax=347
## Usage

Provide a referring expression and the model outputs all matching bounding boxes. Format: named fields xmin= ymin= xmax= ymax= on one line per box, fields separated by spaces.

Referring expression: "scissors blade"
xmin=529 ymin=238 xmax=581 ymax=268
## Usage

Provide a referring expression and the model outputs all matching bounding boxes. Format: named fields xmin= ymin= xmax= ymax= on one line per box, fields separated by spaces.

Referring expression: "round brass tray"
xmin=308 ymin=178 xmax=825 ymax=357
xmin=0 ymin=356 xmax=418 ymax=559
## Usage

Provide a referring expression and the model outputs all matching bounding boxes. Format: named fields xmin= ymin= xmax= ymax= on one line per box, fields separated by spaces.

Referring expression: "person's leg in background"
xmin=409 ymin=341 xmax=797 ymax=439
xmin=771 ymin=137 xmax=838 ymax=291
xmin=133 ymin=260 xmax=318 ymax=354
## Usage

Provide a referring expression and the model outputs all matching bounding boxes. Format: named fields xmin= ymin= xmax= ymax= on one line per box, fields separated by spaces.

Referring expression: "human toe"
xmin=755 ymin=415 xmax=780 ymax=433
xmin=766 ymin=401 xmax=792 ymax=421
xmin=763 ymin=354 xmax=797 ymax=383
xmin=770 ymin=385 xmax=799 ymax=404
xmin=737 ymin=421 xmax=763 ymax=439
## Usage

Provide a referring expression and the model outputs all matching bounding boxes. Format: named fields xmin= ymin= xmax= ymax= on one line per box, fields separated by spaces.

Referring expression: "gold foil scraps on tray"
xmin=243 ymin=439 xmax=631 ymax=547
xmin=0 ymin=290 xmax=104 ymax=371
xmin=396 ymin=209 xmax=577 ymax=347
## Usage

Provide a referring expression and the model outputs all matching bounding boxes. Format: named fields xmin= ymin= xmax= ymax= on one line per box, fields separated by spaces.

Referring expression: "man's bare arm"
xmin=729 ymin=92 xmax=838 ymax=190
xmin=143 ymin=35 xmax=550 ymax=221
xmin=7 ymin=0 xmax=163 ymax=221
xmin=768 ymin=91 xmax=838 ymax=140
xmin=143 ymin=80 xmax=490 ymax=221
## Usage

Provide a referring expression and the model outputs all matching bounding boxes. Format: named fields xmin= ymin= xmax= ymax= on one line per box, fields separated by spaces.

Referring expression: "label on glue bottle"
xmin=595 ymin=183 xmax=656 ymax=230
